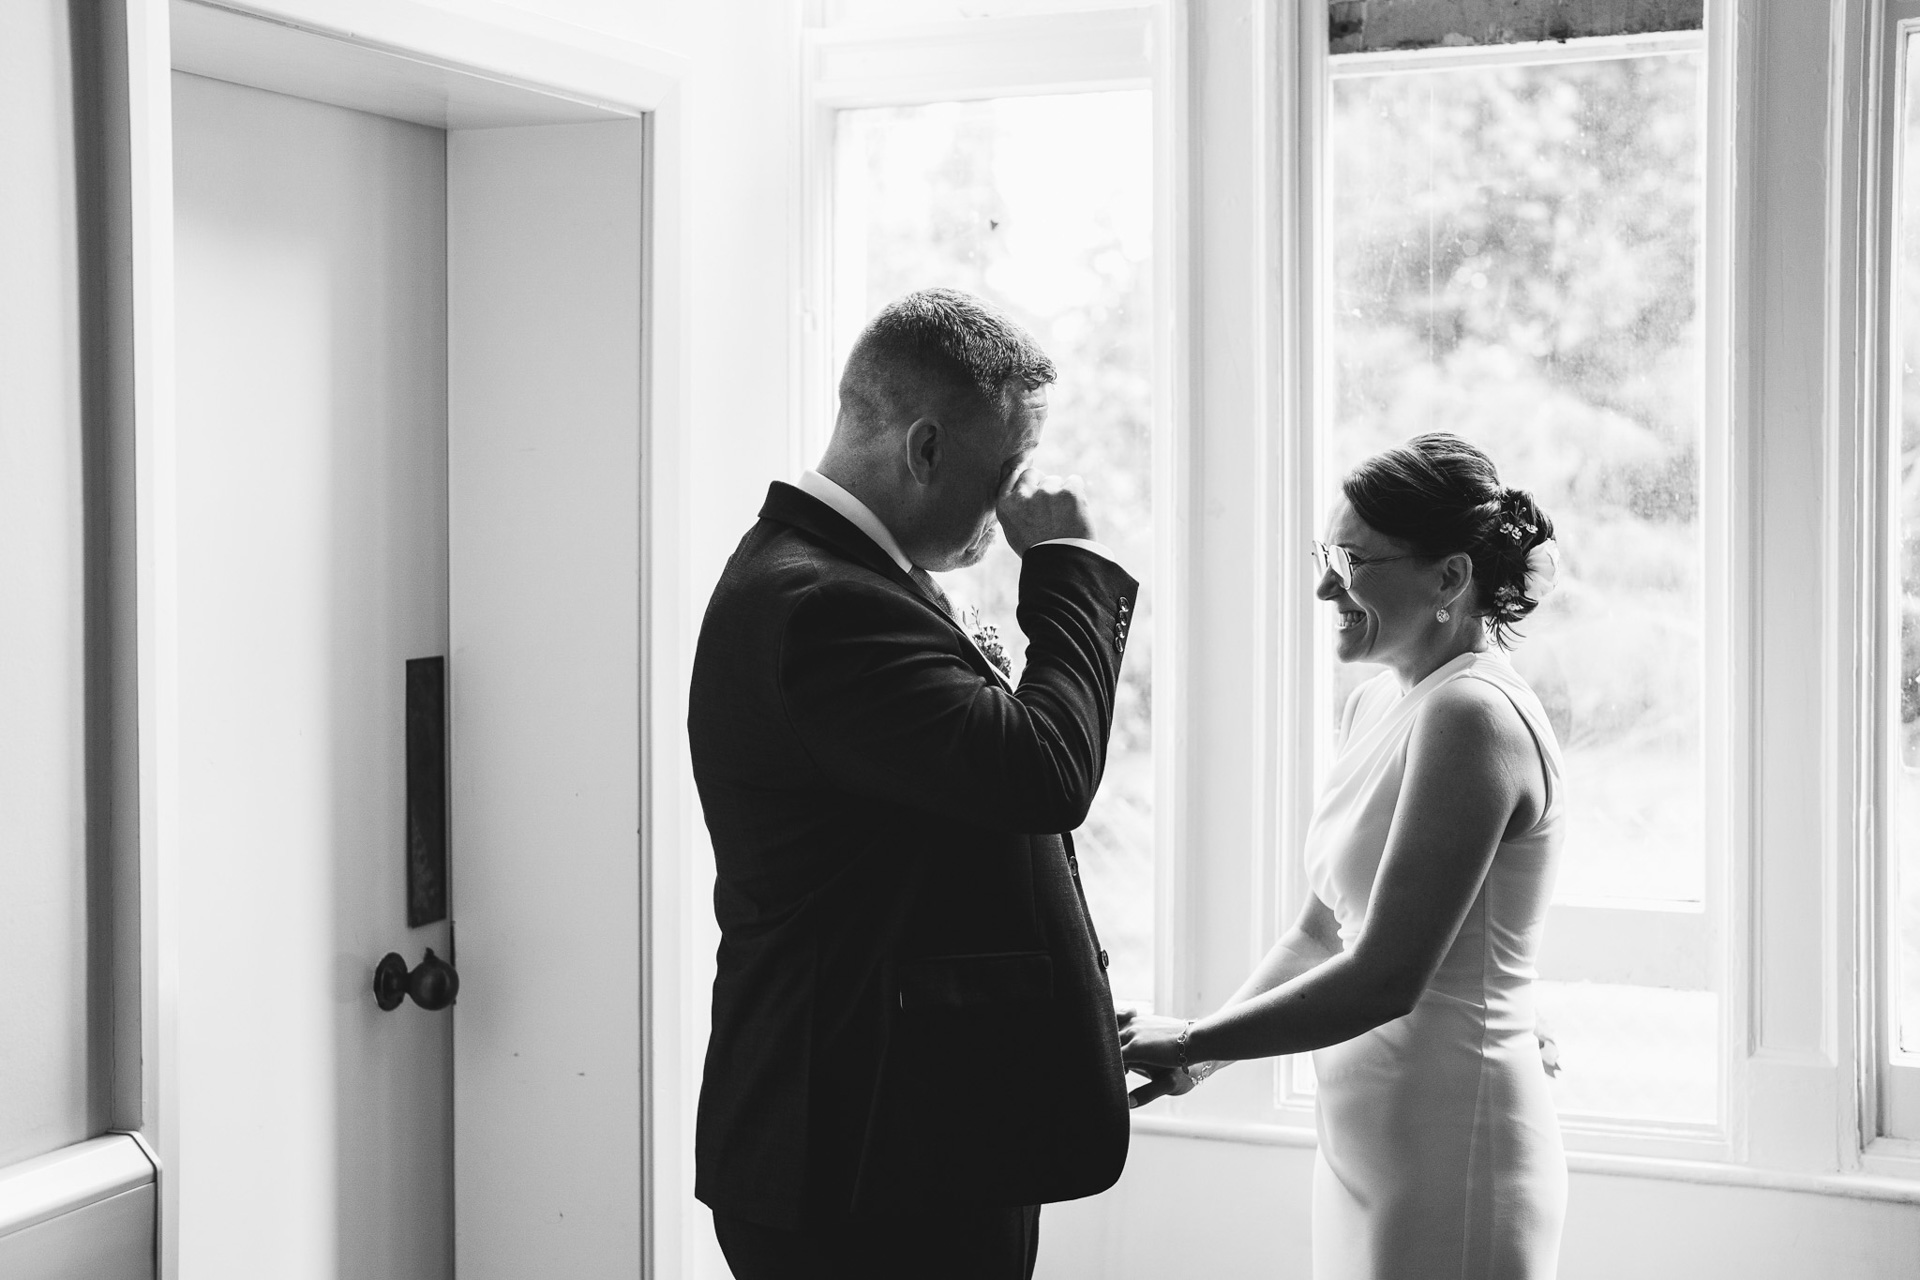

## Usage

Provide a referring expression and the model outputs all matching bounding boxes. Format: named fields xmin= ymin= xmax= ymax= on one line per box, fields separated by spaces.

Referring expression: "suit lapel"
xmin=761 ymin=482 xmax=913 ymax=592
xmin=759 ymin=482 xmax=1014 ymax=692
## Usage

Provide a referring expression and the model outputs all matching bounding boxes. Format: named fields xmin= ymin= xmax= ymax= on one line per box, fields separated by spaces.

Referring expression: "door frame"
xmin=115 ymin=2 xmax=696 ymax=1275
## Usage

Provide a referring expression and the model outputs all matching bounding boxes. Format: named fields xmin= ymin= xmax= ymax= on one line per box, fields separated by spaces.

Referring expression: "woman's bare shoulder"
xmin=1414 ymin=673 xmax=1533 ymax=757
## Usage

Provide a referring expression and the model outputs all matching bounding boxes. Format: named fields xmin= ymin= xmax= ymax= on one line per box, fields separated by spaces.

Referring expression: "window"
xmin=1881 ymin=4 xmax=1920 ymax=1142
xmin=1316 ymin=37 xmax=1719 ymax=1126
xmin=813 ymin=18 xmax=1164 ymax=1003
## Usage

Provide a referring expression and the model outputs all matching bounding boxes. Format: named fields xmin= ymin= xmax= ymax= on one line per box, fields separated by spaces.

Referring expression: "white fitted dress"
xmin=1305 ymin=649 xmax=1567 ymax=1280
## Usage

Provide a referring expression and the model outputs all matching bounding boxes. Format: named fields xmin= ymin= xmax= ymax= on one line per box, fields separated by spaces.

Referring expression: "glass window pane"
xmin=1534 ymin=982 xmax=1717 ymax=1122
xmin=1892 ymin=30 xmax=1920 ymax=1058
xmin=1324 ymin=50 xmax=1716 ymax=1121
xmin=834 ymin=92 xmax=1157 ymax=1001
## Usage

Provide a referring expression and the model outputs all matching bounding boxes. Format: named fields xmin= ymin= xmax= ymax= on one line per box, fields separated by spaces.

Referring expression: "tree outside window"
xmin=1325 ymin=48 xmax=1716 ymax=1123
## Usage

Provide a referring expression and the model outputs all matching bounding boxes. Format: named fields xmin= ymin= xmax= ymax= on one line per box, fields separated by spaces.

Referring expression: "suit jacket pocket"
xmin=852 ymin=951 xmax=1076 ymax=1214
xmin=895 ymin=951 xmax=1053 ymax=1012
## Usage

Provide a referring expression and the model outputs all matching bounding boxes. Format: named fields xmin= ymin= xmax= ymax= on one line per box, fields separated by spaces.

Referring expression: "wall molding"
xmin=1133 ymin=1113 xmax=1920 ymax=1203
xmin=0 ymin=1136 xmax=155 ymax=1242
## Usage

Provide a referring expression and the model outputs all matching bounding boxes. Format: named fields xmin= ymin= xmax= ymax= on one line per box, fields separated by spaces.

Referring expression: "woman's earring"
xmin=1436 ymin=608 xmax=1451 ymax=623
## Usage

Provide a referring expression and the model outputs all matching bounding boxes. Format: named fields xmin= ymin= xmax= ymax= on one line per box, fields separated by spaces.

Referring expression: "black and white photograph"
xmin=5 ymin=1 xmax=1920 ymax=1277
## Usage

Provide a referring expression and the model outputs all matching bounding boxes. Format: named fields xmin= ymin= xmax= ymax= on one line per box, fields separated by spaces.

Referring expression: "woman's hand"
xmin=1116 ymin=1007 xmax=1198 ymax=1109
xmin=1117 ymin=1011 xmax=1189 ymax=1068
xmin=1116 ymin=1005 xmax=1192 ymax=1068
xmin=1126 ymin=1064 xmax=1195 ymax=1109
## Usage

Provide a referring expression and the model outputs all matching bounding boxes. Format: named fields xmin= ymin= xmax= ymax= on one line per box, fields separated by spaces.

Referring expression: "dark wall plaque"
xmin=405 ymin=656 xmax=449 ymax=928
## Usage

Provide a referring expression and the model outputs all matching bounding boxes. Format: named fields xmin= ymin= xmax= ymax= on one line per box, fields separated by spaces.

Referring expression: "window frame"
xmin=798 ymin=0 xmax=1920 ymax=1196
xmin=1867 ymin=0 xmax=1920 ymax=1159
xmin=797 ymin=3 xmax=1189 ymax=1011
xmin=1284 ymin=26 xmax=1738 ymax=1157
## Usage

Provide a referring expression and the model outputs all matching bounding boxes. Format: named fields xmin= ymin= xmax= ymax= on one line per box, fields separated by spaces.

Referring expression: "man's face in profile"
xmin=927 ymin=383 xmax=1047 ymax=572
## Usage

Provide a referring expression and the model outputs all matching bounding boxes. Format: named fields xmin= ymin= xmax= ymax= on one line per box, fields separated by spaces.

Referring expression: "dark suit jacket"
xmin=688 ymin=482 xmax=1138 ymax=1229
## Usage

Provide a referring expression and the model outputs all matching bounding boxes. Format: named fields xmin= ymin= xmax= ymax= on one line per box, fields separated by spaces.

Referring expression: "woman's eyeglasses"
xmin=1310 ymin=541 xmax=1418 ymax=591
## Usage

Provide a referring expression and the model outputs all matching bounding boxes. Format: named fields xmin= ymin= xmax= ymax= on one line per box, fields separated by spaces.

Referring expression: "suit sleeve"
xmin=779 ymin=544 xmax=1139 ymax=834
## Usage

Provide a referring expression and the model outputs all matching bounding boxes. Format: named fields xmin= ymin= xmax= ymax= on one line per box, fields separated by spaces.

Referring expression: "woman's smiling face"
xmin=1317 ymin=498 xmax=1442 ymax=667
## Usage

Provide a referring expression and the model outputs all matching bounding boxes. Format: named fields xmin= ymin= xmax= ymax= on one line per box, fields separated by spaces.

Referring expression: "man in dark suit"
xmin=688 ymin=288 xmax=1140 ymax=1278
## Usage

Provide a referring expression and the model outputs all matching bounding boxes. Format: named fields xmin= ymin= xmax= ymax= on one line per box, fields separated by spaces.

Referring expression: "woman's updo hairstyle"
xmin=1340 ymin=432 xmax=1556 ymax=650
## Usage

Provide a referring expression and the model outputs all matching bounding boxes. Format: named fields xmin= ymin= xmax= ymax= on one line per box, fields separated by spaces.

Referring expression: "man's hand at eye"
xmin=997 ymin=466 xmax=1096 ymax=557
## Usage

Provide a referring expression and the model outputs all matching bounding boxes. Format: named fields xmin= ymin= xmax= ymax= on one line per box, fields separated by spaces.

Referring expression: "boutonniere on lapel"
xmin=962 ymin=606 xmax=1013 ymax=680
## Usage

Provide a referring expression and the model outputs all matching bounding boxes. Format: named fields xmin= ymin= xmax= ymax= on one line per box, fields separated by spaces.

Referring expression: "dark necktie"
xmin=908 ymin=566 xmax=957 ymax=623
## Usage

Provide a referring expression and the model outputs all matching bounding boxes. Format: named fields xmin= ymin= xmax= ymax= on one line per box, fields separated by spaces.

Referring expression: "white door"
xmin=170 ymin=70 xmax=457 ymax=1278
xmin=168 ymin=49 xmax=650 ymax=1277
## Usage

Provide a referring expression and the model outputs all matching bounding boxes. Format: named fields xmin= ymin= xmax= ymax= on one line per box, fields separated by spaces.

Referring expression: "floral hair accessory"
xmin=1524 ymin=539 xmax=1559 ymax=601
xmin=1500 ymin=519 xmax=1538 ymax=543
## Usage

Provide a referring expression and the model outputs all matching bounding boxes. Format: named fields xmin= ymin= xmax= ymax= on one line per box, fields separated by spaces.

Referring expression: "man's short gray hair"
xmin=838 ymin=288 xmax=1056 ymax=430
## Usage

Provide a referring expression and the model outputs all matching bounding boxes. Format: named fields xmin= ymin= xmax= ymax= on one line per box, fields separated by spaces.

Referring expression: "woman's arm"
xmin=1122 ymin=678 xmax=1543 ymax=1068
xmin=1197 ymin=685 xmax=1362 ymax=1014
xmin=1221 ymin=892 xmax=1343 ymax=1012
xmin=1120 ymin=893 xmax=1343 ymax=1106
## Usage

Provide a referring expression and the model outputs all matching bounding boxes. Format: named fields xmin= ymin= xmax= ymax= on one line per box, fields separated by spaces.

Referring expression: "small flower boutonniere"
xmin=963 ymin=606 xmax=1013 ymax=679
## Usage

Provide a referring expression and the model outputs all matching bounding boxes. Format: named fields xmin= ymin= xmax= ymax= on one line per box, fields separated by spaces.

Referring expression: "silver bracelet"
xmin=1176 ymin=1019 xmax=1194 ymax=1070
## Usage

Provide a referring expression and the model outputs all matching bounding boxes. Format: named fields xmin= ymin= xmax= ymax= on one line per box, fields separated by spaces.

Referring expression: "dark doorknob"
xmin=373 ymin=948 xmax=459 ymax=1011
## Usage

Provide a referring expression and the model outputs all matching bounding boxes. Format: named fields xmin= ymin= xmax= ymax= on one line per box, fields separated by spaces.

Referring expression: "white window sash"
xmin=798 ymin=4 xmax=1187 ymax=1015
xmin=1264 ymin=13 xmax=1737 ymax=1159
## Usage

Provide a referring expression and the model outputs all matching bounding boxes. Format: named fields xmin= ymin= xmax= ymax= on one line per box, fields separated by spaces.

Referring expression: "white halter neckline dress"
xmin=1304 ymin=648 xmax=1567 ymax=1280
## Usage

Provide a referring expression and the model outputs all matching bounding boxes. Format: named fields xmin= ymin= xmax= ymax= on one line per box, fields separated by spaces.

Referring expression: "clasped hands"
xmin=1116 ymin=1006 xmax=1206 ymax=1110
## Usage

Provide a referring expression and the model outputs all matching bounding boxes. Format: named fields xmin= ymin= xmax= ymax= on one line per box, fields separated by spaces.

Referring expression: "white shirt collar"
xmin=797 ymin=470 xmax=914 ymax=574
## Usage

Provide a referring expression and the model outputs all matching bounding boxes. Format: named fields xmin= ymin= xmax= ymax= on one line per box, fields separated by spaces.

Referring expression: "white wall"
xmin=171 ymin=71 xmax=453 ymax=1280
xmin=1039 ymin=1137 xmax=1920 ymax=1278
xmin=0 ymin=0 xmax=102 ymax=1171
xmin=417 ymin=0 xmax=800 ymax=561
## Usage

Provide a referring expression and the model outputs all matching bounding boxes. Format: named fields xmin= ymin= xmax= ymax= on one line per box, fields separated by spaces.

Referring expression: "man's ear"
xmin=903 ymin=417 xmax=941 ymax=486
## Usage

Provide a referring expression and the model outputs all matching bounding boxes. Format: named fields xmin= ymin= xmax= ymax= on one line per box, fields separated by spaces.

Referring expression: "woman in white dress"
xmin=1119 ymin=433 xmax=1568 ymax=1280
